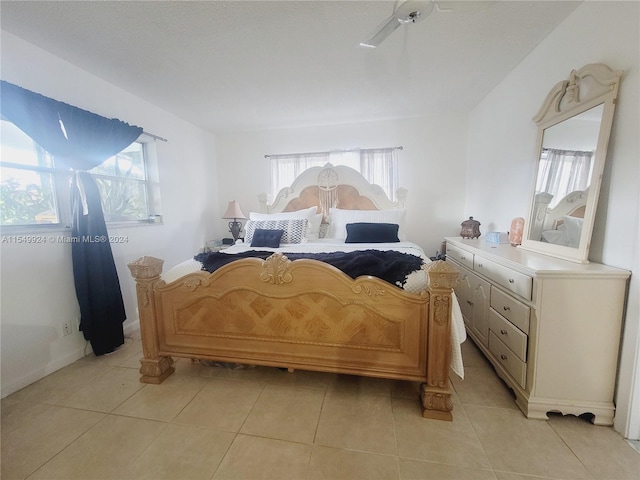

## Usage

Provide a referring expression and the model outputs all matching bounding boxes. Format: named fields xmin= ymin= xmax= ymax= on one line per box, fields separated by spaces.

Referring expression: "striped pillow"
xmin=244 ymin=218 xmax=308 ymax=245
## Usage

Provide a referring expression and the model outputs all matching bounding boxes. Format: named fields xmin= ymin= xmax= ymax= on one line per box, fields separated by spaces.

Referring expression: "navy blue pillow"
xmin=250 ymin=229 xmax=284 ymax=248
xmin=345 ymin=223 xmax=400 ymax=243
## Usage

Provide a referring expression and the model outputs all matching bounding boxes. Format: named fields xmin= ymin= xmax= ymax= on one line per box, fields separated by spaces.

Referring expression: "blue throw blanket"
xmin=194 ymin=249 xmax=424 ymax=287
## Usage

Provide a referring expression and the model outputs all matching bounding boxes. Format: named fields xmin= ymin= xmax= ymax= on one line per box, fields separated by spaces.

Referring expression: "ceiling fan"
xmin=359 ymin=0 xmax=488 ymax=48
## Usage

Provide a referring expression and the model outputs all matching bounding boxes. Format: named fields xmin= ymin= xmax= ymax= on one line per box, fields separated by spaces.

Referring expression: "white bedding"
xmin=162 ymin=240 xmax=466 ymax=379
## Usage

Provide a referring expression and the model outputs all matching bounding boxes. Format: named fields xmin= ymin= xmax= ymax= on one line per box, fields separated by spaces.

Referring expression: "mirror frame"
xmin=520 ymin=63 xmax=622 ymax=263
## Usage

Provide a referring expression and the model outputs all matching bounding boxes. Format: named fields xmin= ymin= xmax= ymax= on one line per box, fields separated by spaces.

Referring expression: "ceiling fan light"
xmin=358 ymin=0 xmax=434 ymax=48
xmin=398 ymin=11 xmax=421 ymax=24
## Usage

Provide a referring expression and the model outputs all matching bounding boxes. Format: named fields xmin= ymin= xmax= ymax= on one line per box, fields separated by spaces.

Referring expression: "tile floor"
xmin=2 ymin=332 xmax=639 ymax=480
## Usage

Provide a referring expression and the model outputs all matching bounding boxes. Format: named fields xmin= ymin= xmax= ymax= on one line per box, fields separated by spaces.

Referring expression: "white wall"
xmin=0 ymin=31 xmax=469 ymax=398
xmin=465 ymin=2 xmax=639 ymax=438
xmin=3 ymin=2 xmax=638 ymax=440
xmin=214 ymin=116 xmax=468 ymax=256
xmin=0 ymin=32 xmax=221 ymax=396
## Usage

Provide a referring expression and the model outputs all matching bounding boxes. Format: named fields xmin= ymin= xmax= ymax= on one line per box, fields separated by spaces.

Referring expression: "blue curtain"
xmin=1 ymin=80 xmax=143 ymax=355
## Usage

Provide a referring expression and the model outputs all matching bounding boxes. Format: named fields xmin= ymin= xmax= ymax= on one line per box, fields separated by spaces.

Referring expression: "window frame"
xmin=0 ymin=123 xmax=161 ymax=234
xmin=268 ymin=147 xmax=400 ymax=203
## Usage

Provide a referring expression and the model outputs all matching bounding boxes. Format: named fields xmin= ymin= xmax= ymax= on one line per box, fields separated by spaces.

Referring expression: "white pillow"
xmin=562 ymin=215 xmax=583 ymax=248
xmin=327 ymin=208 xmax=407 ymax=241
xmin=307 ymin=214 xmax=324 ymax=240
xmin=249 ymin=206 xmax=317 ymax=221
xmin=541 ymin=228 xmax=570 ymax=246
xmin=250 ymin=206 xmax=320 ymax=240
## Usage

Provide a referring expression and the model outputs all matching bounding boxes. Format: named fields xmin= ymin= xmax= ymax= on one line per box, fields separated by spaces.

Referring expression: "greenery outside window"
xmin=90 ymin=142 xmax=149 ymax=222
xmin=0 ymin=120 xmax=158 ymax=229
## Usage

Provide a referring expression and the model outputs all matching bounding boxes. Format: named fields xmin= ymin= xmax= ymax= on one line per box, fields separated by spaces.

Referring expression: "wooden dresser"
xmin=445 ymin=237 xmax=630 ymax=425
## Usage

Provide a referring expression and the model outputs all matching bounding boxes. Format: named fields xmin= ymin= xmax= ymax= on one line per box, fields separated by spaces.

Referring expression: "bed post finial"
xmin=127 ymin=256 xmax=175 ymax=384
xmin=421 ymin=260 xmax=458 ymax=421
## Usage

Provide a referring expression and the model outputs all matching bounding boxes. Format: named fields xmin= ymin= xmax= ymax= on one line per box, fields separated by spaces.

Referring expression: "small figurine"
xmin=460 ymin=216 xmax=481 ymax=239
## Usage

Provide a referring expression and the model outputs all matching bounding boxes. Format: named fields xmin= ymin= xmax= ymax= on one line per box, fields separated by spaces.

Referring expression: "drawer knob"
xmin=508 ymin=278 xmax=515 ymax=284
xmin=477 ymin=263 xmax=483 ymax=267
xmin=460 ymin=256 xmax=466 ymax=260
xmin=500 ymin=354 xmax=508 ymax=360
xmin=500 ymin=329 xmax=508 ymax=335
xmin=503 ymin=306 xmax=511 ymax=311
xmin=467 ymin=300 xmax=474 ymax=306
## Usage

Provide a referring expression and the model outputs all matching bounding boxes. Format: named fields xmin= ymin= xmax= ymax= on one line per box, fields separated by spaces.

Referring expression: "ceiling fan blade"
xmin=359 ymin=1 xmax=435 ymax=48
xmin=360 ymin=14 xmax=401 ymax=48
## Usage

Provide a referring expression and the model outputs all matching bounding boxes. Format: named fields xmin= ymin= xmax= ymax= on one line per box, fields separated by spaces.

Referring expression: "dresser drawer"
xmin=490 ymin=287 xmax=530 ymax=334
xmin=474 ymin=257 xmax=532 ymax=300
xmin=488 ymin=309 xmax=527 ymax=361
xmin=489 ymin=331 xmax=526 ymax=389
xmin=446 ymin=244 xmax=474 ymax=270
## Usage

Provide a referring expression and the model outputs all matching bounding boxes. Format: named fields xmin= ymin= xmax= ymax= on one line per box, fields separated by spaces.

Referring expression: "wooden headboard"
xmin=543 ymin=189 xmax=587 ymax=230
xmin=258 ymin=163 xmax=407 ymax=215
xmin=529 ymin=189 xmax=588 ymax=241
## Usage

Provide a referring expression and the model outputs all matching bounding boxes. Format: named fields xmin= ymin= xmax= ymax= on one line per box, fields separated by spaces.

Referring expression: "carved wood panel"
xmin=172 ymin=289 xmax=404 ymax=351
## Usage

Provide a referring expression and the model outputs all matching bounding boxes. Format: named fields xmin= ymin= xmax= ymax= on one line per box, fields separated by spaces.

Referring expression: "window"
xmin=0 ymin=120 xmax=158 ymax=228
xmin=535 ymin=148 xmax=593 ymax=208
xmin=89 ymin=142 xmax=149 ymax=222
xmin=269 ymin=147 xmax=399 ymax=202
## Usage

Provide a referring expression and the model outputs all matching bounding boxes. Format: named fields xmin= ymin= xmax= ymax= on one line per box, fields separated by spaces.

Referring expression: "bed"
xmin=127 ymin=164 xmax=462 ymax=421
xmin=534 ymin=189 xmax=587 ymax=247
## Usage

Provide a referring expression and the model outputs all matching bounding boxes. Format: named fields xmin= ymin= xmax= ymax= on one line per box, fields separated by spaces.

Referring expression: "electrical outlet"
xmin=63 ymin=320 xmax=72 ymax=336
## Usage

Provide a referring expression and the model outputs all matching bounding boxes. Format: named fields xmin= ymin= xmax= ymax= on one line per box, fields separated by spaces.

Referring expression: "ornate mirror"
xmin=520 ymin=64 xmax=622 ymax=263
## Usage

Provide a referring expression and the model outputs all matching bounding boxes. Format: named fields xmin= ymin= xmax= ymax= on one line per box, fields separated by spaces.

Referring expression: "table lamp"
xmin=222 ymin=200 xmax=247 ymax=243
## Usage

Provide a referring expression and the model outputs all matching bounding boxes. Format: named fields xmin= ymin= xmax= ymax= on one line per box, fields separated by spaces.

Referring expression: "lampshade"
xmin=222 ymin=200 xmax=246 ymax=219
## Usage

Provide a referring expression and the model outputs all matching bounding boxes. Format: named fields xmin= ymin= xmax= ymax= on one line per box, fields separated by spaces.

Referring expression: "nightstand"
xmin=205 ymin=240 xmax=224 ymax=252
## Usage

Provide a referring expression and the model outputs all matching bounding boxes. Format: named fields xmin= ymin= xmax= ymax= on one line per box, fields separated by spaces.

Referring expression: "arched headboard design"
xmin=258 ymin=163 xmax=407 ymax=216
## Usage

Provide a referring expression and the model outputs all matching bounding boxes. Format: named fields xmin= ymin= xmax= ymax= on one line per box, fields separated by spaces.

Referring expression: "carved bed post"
xmin=530 ymin=191 xmax=553 ymax=241
xmin=127 ymin=256 xmax=175 ymax=384
xmin=421 ymin=260 xmax=459 ymax=421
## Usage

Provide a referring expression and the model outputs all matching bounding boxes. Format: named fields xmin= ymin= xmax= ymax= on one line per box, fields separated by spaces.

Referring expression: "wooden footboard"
xmin=127 ymin=254 xmax=458 ymax=420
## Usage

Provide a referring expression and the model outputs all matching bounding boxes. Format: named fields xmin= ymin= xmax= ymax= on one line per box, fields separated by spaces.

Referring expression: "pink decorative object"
xmin=509 ymin=217 xmax=525 ymax=246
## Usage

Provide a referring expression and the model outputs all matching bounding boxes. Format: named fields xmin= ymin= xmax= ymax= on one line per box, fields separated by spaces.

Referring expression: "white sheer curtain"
xmin=535 ymin=148 xmax=593 ymax=208
xmin=270 ymin=152 xmax=329 ymax=199
xmin=269 ymin=147 xmax=399 ymax=201
xmin=359 ymin=148 xmax=399 ymax=201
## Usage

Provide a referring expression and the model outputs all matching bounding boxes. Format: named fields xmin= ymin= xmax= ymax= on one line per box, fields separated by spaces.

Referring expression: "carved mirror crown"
xmin=521 ymin=63 xmax=622 ymax=263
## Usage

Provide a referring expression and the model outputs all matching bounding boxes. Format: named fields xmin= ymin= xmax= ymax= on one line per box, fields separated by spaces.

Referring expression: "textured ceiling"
xmin=1 ymin=1 xmax=581 ymax=133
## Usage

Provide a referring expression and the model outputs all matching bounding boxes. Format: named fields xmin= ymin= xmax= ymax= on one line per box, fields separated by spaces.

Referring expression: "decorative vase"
xmin=460 ymin=217 xmax=481 ymax=239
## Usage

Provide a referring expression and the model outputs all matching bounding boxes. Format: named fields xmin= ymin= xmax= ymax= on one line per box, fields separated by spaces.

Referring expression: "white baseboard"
xmin=2 ymin=320 xmax=141 ymax=399
xmin=1 ymin=345 xmax=86 ymax=398
xmin=123 ymin=319 xmax=140 ymax=336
